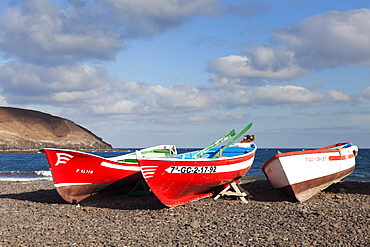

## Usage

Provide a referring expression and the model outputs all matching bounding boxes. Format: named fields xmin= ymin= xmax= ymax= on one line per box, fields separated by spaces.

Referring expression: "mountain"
xmin=0 ymin=107 xmax=112 ymax=152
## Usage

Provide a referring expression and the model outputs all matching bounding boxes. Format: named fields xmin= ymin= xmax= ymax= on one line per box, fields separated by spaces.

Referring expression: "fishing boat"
xmin=41 ymin=145 xmax=177 ymax=203
xmin=262 ymin=142 xmax=358 ymax=202
xmin=137 ymin=123 xmax=257 ymax=207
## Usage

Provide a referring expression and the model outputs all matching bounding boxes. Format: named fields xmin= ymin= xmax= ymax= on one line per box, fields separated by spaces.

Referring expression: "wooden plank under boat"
xmin=262 ymin=142 xmax=358 ymax=202
xmin=40 ymin=145 xmax=177 ymax=203
xmin=137 ymin=132 xmax=257 ymax=207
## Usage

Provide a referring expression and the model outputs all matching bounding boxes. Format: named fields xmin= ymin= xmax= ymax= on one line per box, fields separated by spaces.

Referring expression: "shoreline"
xmin=0 ymin=180 xmax=369 ymax=246
xmin=0 ymin=148 xmax=126 ymax=154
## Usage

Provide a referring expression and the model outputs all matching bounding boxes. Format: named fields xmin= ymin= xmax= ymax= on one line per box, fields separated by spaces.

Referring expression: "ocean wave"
xmin=0 ymin=170 xmax=52 ymax=181
xmin=0 ymin=177 xmax=53 ymax=181
xmin=34 ymin=170 xmax=52 ymax=177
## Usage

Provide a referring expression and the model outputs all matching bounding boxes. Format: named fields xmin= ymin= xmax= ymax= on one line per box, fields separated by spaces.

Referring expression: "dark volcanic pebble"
xmin=0 ymin=180 xmax=369 ymax=246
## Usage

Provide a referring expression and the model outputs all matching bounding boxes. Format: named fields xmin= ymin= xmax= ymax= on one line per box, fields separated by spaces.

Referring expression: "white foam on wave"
xmin=0 ymin=177 xmax=53 ymax=181
xmin=35 ymin=170 xmax=52 ymax=177
xmin=0 ymin=170 xmax=53 ymax=181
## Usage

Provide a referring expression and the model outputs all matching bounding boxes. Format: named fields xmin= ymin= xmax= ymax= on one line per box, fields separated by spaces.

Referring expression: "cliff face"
xmin=0 ymin=107 xmax=112 ymax=151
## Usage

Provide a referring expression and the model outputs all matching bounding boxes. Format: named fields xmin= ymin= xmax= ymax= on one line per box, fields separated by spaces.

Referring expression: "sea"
xmin=0 ymin=148 xmax=369 ymax=182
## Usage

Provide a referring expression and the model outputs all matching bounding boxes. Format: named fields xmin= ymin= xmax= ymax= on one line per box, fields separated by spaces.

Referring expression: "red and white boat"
xmin=262 ymin=142 xmax=358 ymax=202
xmin=137 ymin=135 xmax=257 ymax=207
xmin=41 ymin=145 xmax=177 ymax=203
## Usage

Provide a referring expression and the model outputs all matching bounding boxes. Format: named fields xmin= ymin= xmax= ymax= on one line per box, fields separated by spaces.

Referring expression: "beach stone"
xmin=190 ymin=220 xmax=201 ymax=228
xmin=0 ymin=180 xmax=369 ymax=246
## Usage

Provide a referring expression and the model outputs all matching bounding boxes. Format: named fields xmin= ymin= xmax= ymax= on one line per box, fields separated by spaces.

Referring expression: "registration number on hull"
xmin=76 ymin=169 xmax=94 ymax=174
xmin=167 ymin=166 xmax=217 ymax=173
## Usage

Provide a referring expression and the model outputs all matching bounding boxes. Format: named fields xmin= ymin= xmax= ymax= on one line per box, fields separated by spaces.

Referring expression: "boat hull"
xmin=41 ymin=145 xmax=176 ymax=203
xmin=138 ymin=143 xmax=257 ymax=207
xmin=262 ymin=142 xmax=358 ymax=202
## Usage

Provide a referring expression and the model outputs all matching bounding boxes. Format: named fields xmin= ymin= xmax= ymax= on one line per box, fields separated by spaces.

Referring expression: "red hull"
xmin=41 ymin=145 xmax=176 ymax=203
xmin=138 ymin=143 xmax=257 ymax=207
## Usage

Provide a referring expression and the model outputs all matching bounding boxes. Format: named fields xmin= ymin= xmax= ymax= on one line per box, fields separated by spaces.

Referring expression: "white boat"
xmin=262 ymin=142 xmax=358 ymax=202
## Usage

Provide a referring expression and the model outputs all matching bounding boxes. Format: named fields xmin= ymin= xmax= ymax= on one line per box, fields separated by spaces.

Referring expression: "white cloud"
xmin=274 ymin=8 xmax=370 ymax=68
xmin=146 ymin=83 xmax=214 ymax=112
xmin=0 ymin=1 xmax=363 ymax=129
xmin=208 ymin=50 xmax=308 ymax=82
xmin=251 ymin=85 xmax=326 ymax=105
xmin=110 ymin=81 xmax=153 ymax=100
xmin=98 ymin=0 xmax=220 ymax=36
xmin=50 ymin=90 xmax=102 ymax=104
xmin=326 ymin=90 xmax=352 ymax=102
xmin=363 ymin=87 xmax=370 ymax=99
xmin=216 ymin=85 xmax=342 ymax=108
xmin=216 ymin=111 xmax=247 ymax=121
xmin=0 ymin=0 xmax=266 ymax=67
xmin=187 ymin=114 xmax=210 ymax=123
xmin=91 ymin=100 xmax=140 ymax=115
xmin=0 ymin=94 xmax=9 ymax=106
xmin=0 ymin=0 xmax=121 ymax=65
xmin=17 ymin=78 xmax=216 ymax=122
xmin=0 ymin=60 xmax=214 ymax=121
xmin=0 ymin=61 xmax=110 ymax=104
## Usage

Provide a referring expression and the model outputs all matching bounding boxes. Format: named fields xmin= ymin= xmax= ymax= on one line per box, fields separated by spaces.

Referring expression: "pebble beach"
xmin=0 ymin=180 xmax=369 ymax=246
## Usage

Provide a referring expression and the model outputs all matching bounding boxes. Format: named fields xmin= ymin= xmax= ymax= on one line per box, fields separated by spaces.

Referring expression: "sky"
xmin=0 ymin=0 xmax=369 ymax=148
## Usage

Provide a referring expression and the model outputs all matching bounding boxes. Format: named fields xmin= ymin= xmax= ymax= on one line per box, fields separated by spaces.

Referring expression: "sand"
xmin=0 ymin=180 xmax=369 ymax=246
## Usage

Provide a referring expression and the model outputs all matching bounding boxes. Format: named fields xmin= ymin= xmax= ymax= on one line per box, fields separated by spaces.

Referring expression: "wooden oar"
xmin=192 ymin=129 xmax=236 ymax=158
xmin=211 ymin=122 xmax=253 ymax=159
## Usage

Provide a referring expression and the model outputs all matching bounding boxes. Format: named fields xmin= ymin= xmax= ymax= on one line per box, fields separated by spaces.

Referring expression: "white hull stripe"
xmin=141 ymin=166 xmax=158 ymax=179
xmin=163 ymin=160 xmax=253 ymax=174
xmin=205 ymin=160 xmax=252 ymax=173
xmin=100 ymin=162 xmax=140 ymax=171
xmin=55 ymin=183 xmax=92 ymax=187
xmin=144 ymin=172 xmax=155 ymax=175
xmin=143 ymin=169 xmax=157 ymax=172
xmin=141 ymin=159 xmax=253 ymax=176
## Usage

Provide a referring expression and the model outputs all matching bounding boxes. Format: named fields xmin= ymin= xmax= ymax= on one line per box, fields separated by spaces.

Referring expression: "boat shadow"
xmin=85 ymin=180 xmax=370 ymax=207
xmin=240 ymin=180 xmax=296 ymax=203
xmin=0 ymin=187 xmax=167 ymax=210
xmin=80 ymin=194 xmax=167 ymax=210
xmin=240 ymin=180 xmax=370 ymax=203
xmin=0 ymin=188 xmax=66 ymax=204
xmin=322 ymin=180 xmax=370 ymax=196
xmin=2 ymin=180 xmax=368 ymax=208
xmin=0 ymin=188 xmax=168 ymax=210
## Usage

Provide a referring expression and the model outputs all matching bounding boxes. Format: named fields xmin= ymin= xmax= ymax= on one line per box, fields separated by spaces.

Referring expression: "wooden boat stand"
xmin=213 ymin=182 xmax=250 ymax=203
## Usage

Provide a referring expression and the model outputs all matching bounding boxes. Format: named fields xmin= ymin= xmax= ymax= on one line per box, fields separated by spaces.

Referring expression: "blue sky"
xmin=0 ymin=0 xmax=369 ymax=148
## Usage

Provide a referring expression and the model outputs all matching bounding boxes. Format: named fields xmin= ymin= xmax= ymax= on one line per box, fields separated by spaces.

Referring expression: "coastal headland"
xmin=0 ymin=180 xmax=369 ymax=246
xmin=0 ymin=107 xmax=113 ymax=152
